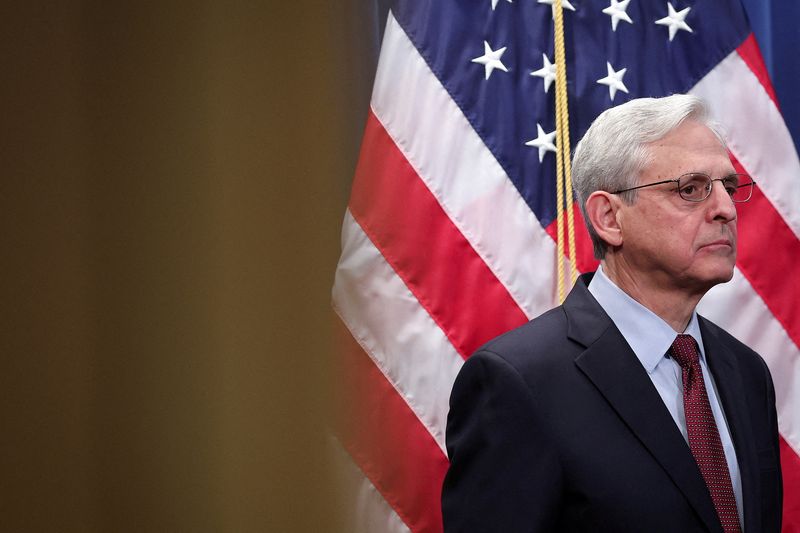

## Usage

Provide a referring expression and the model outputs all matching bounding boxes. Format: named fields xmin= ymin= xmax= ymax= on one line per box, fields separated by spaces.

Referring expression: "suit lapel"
xmin=565 ymin=277 xmax=723 ymax=533
xmin=700 ymin=318 xmax=760 ymax=532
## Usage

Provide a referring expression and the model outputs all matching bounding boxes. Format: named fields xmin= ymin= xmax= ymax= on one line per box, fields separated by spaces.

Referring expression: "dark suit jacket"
xmin=442 ymin=274 xmax=782 ymax=532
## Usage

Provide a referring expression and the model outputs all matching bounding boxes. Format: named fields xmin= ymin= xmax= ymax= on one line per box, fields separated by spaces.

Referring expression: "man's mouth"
xmin=700 ymin=239 xmax=733 ymax=250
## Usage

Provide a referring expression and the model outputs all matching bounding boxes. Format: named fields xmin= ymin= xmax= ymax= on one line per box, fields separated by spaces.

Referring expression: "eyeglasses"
xmin=612 ymin=173 xmax=756 ymax=203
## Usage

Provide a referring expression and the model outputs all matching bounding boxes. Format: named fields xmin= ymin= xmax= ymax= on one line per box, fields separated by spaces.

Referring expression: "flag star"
xmin=525 ymin=124 xmax=557 ymax=162
xmin=597 ymin=61 xmax=629 ymax=101
xmin=602 ymin=0 xmax=633 ymax=31
xmin=471 ymin=41 xmax=509 ymax=80
xmin=655 ymin=2 xmax=693 ymax=41
xmin=491 ymin=0 xmax=512 ymax=10
xmin=531 ymin=54 xmax=556 ymax=93
xmin=538 ymin=0 xmax=576 ymax=18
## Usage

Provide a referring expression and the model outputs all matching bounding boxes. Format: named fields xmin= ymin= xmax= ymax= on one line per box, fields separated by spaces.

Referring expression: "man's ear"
xmin=585 ymin=191 xmax=623 ymax=248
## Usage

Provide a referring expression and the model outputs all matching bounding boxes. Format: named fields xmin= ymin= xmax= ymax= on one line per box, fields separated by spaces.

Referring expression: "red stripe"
xmin=736 ymin=34 xmax=780 ymax=108
xmin=730 ymin=156 xmax=800 ymax=353
xmin=349 ymin=111 xmax=528 ymax=359
xmin=780 ymin=438 xmax=800 ymax=531
xmin=335 ymin=318 xmax=448 ymax=533
xmin=544 ymin=202 xmax=599 ymax=274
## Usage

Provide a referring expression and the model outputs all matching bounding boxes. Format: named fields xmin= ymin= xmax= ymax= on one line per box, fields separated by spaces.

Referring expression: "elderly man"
xmin=442 ymin=95 xmax=782 ymax=532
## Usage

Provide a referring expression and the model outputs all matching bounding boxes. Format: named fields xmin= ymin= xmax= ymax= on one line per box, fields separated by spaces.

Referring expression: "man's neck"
xmin=599 ymin=259 xmax=703 ymax=333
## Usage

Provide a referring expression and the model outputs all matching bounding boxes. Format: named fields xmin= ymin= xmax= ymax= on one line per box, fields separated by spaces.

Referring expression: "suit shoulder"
xmin=481 ymin=306 xmax=565 ymax=351
xmin=471 ymin=306 xmax=572 ymax=372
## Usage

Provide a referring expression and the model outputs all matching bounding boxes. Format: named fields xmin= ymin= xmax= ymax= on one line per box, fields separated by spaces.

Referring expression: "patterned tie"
xmin=670 ymin=334 xmax=741 ymax=532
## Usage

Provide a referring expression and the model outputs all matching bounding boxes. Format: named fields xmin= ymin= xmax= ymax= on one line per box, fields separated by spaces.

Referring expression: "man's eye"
xmin=681 ymin=185 xmax=697 ymax=195
xmin=723 ymin=179 xmax=739 ymax=197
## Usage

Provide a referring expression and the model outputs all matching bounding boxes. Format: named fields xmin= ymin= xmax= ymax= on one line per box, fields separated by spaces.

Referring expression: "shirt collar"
xmin=588 ymin=266 xmax=705 ymax=374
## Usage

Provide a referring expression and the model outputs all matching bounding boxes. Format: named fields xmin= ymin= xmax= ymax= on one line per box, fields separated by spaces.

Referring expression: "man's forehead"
xmin=649 ymin=120 xmax=725 ymax=150
xmin=642 ymin=121 xmax=731 ymax=175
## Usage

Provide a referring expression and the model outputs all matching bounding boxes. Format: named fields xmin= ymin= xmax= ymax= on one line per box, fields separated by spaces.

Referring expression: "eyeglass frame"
xmin=611 ymin=172 xmax=756 ymax=203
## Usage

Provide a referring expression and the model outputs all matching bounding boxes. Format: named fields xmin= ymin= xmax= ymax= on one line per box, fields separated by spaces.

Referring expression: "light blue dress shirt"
xmin=588 ymin=266 xmax=744 ymax=525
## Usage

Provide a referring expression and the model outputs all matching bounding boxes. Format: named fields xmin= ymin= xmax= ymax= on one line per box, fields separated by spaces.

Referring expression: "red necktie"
xmin=670 ymin=334 xmax=741 ymax=532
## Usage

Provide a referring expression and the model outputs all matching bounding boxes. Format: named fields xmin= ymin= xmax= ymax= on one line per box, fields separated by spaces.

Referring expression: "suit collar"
xmin=563 ymin=273 xmax=610 ymax=347
xmin=565 ymin=275 xmax=724 ymax=533
xmin=587 ymin=266 xmax=706 ymax=373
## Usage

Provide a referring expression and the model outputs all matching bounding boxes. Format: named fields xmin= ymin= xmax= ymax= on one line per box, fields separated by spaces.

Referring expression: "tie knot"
xmin=670 ymin=334 xmax=700 ymax=369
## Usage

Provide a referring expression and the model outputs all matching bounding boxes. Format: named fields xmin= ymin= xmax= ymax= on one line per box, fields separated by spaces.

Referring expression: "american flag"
xmin=332 ymin=1 xmax=800 ymax=531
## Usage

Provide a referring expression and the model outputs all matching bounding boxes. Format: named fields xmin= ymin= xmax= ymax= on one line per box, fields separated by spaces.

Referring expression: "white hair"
xmin=571 ymin=94 xmax=726 ymax=259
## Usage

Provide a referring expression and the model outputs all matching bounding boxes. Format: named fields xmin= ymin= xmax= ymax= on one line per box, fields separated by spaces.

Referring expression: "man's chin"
xmin=698 ymin=265 xmax=735 ymax=290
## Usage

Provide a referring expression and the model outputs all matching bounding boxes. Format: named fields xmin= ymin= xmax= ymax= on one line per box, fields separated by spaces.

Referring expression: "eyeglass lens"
xmin=678 ymin=173 xmax=753 ymax=202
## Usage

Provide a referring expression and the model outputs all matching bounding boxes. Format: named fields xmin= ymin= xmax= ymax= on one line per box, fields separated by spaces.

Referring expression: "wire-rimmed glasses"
xmin=612 ymin=173 xmax=755 ymax=203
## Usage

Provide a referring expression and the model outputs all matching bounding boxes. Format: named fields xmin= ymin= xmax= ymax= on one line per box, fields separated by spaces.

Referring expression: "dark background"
xmin=1 ymin=2 xmax=795 ymax=531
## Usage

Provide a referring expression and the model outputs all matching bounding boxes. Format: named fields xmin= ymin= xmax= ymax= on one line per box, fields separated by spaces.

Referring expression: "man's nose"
xmin=708 ymin=179 xmax=738 ymax=222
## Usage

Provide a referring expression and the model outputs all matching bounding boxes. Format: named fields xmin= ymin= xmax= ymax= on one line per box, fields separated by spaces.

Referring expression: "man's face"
xmin=616 ymin=120 xmax=738 ymax=295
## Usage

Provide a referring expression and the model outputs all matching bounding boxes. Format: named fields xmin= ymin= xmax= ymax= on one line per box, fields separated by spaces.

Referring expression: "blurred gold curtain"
xmin=0 ymin=2 xmax=371 ymax=531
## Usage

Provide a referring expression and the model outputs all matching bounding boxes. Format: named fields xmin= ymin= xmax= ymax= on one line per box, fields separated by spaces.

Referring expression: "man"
xmin=441 ymin=95 xmax=782 ymax=532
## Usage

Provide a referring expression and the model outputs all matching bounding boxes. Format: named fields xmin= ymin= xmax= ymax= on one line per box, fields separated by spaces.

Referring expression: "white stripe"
xmin=691 ymin=50 xmax=800 ymax=239
xmin=330 ymin=436 xmax=412 ymax=533
xmin=371 ymin=12 xmax=560 ymax=319
xmin=333 ymin=210 xmax=464 ymax=453
xmin=698 ymin=268 xmax=800 ymax=454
